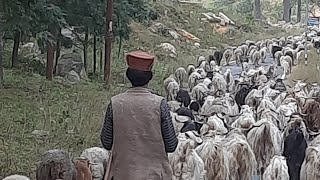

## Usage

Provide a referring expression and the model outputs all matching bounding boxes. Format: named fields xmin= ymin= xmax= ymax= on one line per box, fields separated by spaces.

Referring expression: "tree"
xmin=0 ymin=26 xmax=3 ymax=88
xmin=297 ymin=0 xmax=302 ymax=22
xmin=0 ymin=2 xmax=4 ymax=88
xmin=254 ymin=0 xmax=262 ymax=20
xmin=283 ymin=0 xmax=292 ymax=22
xmin=104 ymin=0 xmax=113 ymax=85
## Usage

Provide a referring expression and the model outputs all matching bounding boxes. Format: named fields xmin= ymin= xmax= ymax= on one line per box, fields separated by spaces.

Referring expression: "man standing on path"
xmin=101 ymin=50 xmax=178 ymax=180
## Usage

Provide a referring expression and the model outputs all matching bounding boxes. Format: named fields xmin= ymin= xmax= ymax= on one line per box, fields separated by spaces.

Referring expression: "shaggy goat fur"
xmin=247 ymin=119 xmax=282 ymax=177
xmin=301 ymin=99 xmax=320 ymax=132
xmin=175 ymin=67 xmax=188 ymax=87
xmin=300 ymin=145 xmax=320 ymax=180
xmin=222 ymin=129 xmax=257 ymax=180
xmin=262 ymin=155 xmax=290 ymax=180
xmin=196 ymin=137 xmax=228 ymax=180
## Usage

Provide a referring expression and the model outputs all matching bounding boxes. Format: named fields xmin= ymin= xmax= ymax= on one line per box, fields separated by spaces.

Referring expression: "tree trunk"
xmin=84 ymin=29 xmax=89 ymax=71
xmin=283 ymin=0 xmax=291 ymax=23
xmin=254 ymin=0 xmax=262 ymax=20
xmin=297 ymin=0 xmax=302 ymax=22
xmin=93 ymin=34 xmax=97 ymax=73
xmin=105 ymin=0 xmax=113 ymax=85
xmin=11 ymin=31 xmax=20 ymax=68
xmin=46 ymin=27 xmax=55 ymax=80
xmin=54 ymin=28 xmax=61 ymax=75
xmin=0 ymin=31 xmax=4 ymax=88
xmin=100 ymin=48 xmax=103 ymax=73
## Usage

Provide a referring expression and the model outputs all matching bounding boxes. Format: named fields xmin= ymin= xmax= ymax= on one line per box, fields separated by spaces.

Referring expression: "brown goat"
xmin=301 ymin=99 xmax=320 ymax=132
xmin=75 ymin=158 xmax=93 ymax=180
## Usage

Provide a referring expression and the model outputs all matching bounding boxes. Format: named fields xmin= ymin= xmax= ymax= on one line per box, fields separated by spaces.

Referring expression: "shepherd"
xmin=100 ymin=50 xmax=178 ymax=180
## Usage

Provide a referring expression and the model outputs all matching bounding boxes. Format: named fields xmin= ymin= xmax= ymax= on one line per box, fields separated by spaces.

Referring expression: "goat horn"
xmin=297 ymin=105 xmax=308 ymax=116
xmin=308 ymin=129 xmax=320 ymax=136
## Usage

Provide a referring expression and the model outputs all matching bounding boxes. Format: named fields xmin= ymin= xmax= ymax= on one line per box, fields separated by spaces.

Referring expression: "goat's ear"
xmin=185 ymin=132 xmax=190 ymax=139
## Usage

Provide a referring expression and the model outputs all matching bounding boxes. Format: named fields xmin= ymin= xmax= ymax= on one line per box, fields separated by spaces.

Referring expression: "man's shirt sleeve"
xmin=160 ymin=99 xmax=179 ymax=153
xmin=101 ymin=102 xmax=113 ymax=150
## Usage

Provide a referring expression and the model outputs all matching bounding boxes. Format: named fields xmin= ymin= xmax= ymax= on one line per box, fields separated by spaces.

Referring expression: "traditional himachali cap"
xmin=126 ymin=50 xmax=155 ymax=71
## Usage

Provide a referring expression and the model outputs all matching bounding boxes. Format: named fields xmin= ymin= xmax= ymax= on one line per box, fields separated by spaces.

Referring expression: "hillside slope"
xmin=0 ymin=1 xmax=305 ymax=178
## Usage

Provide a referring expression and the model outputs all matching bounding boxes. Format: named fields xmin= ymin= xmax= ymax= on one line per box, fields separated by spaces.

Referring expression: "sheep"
xmin=3 ymin=175 xmax=31 ymax=180
xmin=280 ymin=57 xmax=290 ymax=79
xmin=187 ymin=64 xmax=196 ymax=76
xmin=167 ymin=80 xmax=180 ymax=101
xmin=259 ymin=47 xmax=268 ymax=63
xmin=275 ymin=51 xmax=283 ymax=65
xmin=197 ymin=56 xmax=206 ymax=67
xmin=280 ymin=55 xmax=293 ymax=73
xmin=262 ymin=155 xmax=289 ymax=180
xmin=224 ymin=69 xmax=234 ymax=92
xmin=233 ymin=48 xmax=243 ymax=65
xmin=175 ymin=67 xmax=188 ymax=87
xmin=247 ymin=119 xmax=282 ymax=178
xmin=222 ymin=49 xmax=233 ymax=65
xmin=80 ymin=147 xmax=109 ymax=180
xmin=191 ymin=83 xmax=210 ymax=102
xmin=188 ymin=72 xmax=202 ymax=91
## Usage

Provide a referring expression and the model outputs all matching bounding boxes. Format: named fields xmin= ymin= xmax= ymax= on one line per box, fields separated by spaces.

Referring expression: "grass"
xmin=289 ymin=50 xmax=320 ymax=84
xmin=0 ymin=1 xmax=310 ymax=179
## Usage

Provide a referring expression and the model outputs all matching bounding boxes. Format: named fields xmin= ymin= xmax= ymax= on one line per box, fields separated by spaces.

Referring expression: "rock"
xmin=194 ymin=43 xmax=201 ymax=48
xmin=37 ymin=149 xmax=77 ymax=180
xmin=157 ymin=43 xmax=177 ymax=57
xmin=19 ymin=42 xmax=41 ymax=55
xmin=31 ymin=130 xmax=49 ymax=141
xmin=56 ymin=52 xmax=83 ymax=77
xmin=64 ymin=70 xmax=81 ymax=85
xmin=3 ymin=175 xmax=30 ymax=180
xmin=168 ymin=30 xmax=181 ymax=40
xmin=80 ymin=68 xmax=88 ymax=80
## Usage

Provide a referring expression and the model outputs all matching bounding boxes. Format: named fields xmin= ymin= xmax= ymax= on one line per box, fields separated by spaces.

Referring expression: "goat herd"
xmin=3 ymin=29 xmax=320 ymax=180
xmin=164 ymin=29 xmax=320 ymax=180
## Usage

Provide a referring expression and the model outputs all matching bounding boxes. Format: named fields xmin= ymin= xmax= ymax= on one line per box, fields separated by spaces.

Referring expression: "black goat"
xmin=176 ymin=89 xmax=191 ymax=107
xmin=213 ymin=51 xmax=223 ymax=66
xmin=235 ymin=84 xmax=258 ymax=110
xmin=189 ymin=101 xmax=201 ymax=113
xmin=180 ymin=121 xmax=203 ymax=135
xmin=176 ymin=107 xmax=194 ymax=120
xmin=272 ymin=79 xmax=286 ymax=92
xmin=271 ymin=45 xmax=283 ymax=59
xmin=283 ymin=127 xmax=307 ymax=180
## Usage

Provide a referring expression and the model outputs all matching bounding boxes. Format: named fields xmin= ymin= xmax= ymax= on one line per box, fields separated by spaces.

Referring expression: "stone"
xmin=56 ymin=52 xmax=83 ymax=77
xmin=64 ymin=70 xmax=81 ymax=85
xmin=80 ymin=68 xmax=88 ymax=80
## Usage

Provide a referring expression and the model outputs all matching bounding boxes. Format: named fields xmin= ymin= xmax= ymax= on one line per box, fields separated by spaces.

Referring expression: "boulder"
xmin=56 ymin=52 xmax=83 ymax=77
xmin=64 ymin=70 xmax=81 ymax=85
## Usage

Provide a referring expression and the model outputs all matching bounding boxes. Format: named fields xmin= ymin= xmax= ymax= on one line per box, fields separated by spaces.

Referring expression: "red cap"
xmin=126 ymin=51 xmax=155 ymax=71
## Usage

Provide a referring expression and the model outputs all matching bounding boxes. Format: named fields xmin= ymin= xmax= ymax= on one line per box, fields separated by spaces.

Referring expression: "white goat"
xmin=262 ymin=155 xmax=290 ymax=180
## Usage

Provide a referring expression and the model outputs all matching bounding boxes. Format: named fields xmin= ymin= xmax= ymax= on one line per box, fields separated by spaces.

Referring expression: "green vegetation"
xmin=0 ymin=0 xmax=313 ymax=178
